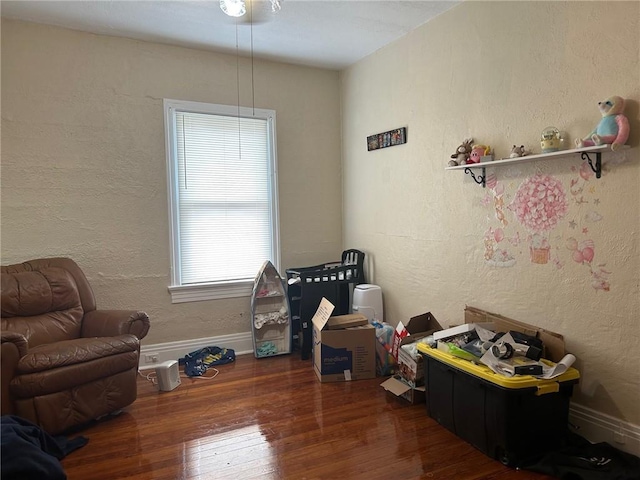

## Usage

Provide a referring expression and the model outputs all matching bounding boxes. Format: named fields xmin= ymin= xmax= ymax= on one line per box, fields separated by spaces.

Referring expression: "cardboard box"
xmin=326 ymin=313 xmax=368 ymax=330
xmin=432 ymin=323 xmax=476 ymax=342
xmin=312 ymin=298 xmax=376 ymax=382
xmin=381 ymin=376 xmax=426 ymax=405
xmin=395 ymin=312 xmax=442 ymax=388
xmin=464 ymin=306 xmax=565 ymax=362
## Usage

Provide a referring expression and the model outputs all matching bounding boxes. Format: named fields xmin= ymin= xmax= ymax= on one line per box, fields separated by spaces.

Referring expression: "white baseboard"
xmin=570 ymin=402 xmax=640 ymax=457
xmin=139 ymin=331 xmax=254 ymax=370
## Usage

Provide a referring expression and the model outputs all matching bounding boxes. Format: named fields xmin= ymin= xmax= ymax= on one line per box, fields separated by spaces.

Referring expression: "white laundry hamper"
xmin=352 ymin=284 xmax=383 ymax=322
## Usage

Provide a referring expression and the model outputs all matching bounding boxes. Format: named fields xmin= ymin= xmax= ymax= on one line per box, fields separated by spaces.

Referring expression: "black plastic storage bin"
xmin=418 ymin=345 xmax=580 ymax=467
xmin=286 ymin=250 xmax=365 ymax=359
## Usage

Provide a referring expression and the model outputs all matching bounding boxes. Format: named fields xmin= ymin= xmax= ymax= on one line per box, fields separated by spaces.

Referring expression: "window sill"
xmin=168 ymin=280 xmax=254 ymax=304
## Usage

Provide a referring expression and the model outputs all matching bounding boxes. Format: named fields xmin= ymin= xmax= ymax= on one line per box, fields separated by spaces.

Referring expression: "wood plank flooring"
xmin=61 ymin=354 xmax=554 ymax=480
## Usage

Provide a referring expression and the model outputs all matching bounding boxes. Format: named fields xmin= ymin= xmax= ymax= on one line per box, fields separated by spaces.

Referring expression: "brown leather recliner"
xmin=1 ymin=257 xmax=150 ymax=434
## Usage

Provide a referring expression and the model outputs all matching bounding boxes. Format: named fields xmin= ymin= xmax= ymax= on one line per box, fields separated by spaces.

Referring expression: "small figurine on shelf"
xmin=448 ymin=138 xmax=474 ymax=166
xmin=509 ymin=145 xmax=532 ymax=158
xmin=468 ymin=144 xmax=492 ymax=164
xmin=541 ymin=126 xmax=564 ymax=153
xmin=575 ymin=95 xmax=629 ymax=151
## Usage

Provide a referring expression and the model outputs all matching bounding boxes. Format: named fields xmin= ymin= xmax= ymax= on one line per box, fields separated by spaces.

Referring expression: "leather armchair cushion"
xmin=11 ymin=335 xmax=140 ymax=399
xmin=1 ymin=267 xmax=84 ymax=347
xmin=2 ymin=267 xmax=81 ymax=316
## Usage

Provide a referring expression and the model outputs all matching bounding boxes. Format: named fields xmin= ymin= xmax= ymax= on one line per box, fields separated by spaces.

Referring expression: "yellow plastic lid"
xmin=417 ymin=342 xmax=580 ymax=391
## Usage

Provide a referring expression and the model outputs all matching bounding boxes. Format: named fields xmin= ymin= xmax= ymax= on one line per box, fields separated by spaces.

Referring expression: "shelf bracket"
xmin=582 ymin=151 xmax=602 ymax=179
xmin=464 ymin=167 xmax=486 ymax=188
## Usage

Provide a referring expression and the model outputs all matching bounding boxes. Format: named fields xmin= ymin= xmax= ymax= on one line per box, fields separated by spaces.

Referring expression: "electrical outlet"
xmin=144 ymin=353 xmax=160 ymax=364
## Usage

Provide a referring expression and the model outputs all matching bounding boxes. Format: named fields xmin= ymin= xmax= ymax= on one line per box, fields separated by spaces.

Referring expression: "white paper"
xmin=310 ymin=297 xmax=335 ymax=330
xmin=539 ymin=354 xmax=576 ymax=379
xmin=474 ymin=324 xmax=497 ymax=343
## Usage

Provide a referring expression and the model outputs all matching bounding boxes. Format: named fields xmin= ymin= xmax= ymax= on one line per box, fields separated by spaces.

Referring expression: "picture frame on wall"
xmin=367 ymin=127 xmax=407 ymax=151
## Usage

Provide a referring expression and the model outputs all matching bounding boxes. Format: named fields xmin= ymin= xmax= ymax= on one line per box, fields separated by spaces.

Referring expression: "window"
xmin=164 ymin=99 xmax=280 ymax=303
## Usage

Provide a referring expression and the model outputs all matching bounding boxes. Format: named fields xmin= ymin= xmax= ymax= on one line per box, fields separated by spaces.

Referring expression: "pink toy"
xmin=468 ymin=144 xmax=491 ymax=164
xmin=576 ymin=96 xmax=629 ymax=151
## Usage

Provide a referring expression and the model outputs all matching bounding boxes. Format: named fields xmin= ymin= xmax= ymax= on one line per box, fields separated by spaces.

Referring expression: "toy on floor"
xmin=575 ymin=95 xmax=629 ymax=151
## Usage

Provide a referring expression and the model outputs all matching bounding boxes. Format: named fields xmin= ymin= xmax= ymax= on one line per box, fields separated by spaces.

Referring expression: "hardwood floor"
xmin=61 ymin=354 xmax=554 ymax=480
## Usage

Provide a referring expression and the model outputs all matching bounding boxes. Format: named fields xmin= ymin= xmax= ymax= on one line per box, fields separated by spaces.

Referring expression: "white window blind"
xmin=164 ymin=99 xmax=279 ymax=301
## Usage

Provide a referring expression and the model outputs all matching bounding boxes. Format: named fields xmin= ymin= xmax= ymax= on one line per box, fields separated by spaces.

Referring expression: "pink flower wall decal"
xmin=510 ymin=174 xmax=569 ymax=234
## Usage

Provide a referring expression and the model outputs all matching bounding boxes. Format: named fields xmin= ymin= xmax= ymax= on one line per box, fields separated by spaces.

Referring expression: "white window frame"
xmin=163 ymin=99 xmax=280 ymax=303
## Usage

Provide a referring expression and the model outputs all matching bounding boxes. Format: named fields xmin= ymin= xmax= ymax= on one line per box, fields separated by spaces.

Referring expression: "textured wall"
xmin=1 ymin=20 xmax=343 ymax=344
xmin=341 ymin=2 xmax=639 ymax=423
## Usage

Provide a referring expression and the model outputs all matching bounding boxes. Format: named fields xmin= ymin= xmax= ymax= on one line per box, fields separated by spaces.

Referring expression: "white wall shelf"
xmin=446 ymin=144 xmax=628 ymax=187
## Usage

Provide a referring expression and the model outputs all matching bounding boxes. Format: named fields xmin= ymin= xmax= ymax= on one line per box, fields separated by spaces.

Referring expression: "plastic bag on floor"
xmin=179 ymin=346 xmax=235 ymax=377
xmin=522 ymin=432 xmax=640 ymax=480
xmin=372 ymin=321 xmax=397 ymax=376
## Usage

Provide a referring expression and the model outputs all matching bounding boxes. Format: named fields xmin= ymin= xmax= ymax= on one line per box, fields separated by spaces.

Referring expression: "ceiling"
xmin=0 ymin=1 xmax=460 ymax=70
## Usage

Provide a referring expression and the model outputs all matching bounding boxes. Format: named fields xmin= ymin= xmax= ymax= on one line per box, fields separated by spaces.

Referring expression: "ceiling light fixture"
xmin=220 ymin=0 xmax=246 ymax=17
xmin=270 ymin=0 xmax=281 ymax=13
xmin=220 ymin=0 xmax=282 ymax=17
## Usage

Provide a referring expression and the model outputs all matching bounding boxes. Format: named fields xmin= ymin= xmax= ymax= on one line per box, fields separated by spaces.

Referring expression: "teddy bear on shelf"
xmin=509 ymin=145 xmax=531 ymax=158
xmin=575 ymin=95 xmax=629 ymax=151
xmin=448 ymin=138 xmax=474 ymax=166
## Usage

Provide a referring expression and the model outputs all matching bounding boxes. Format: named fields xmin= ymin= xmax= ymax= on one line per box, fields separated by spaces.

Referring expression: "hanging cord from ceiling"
xmin=233 ymin=0 xmax=258 ymax=163
xmin=250 ymin=0 xmax=255 ymax=115
xmin=235 ymin=20 xmax=243 ymax=161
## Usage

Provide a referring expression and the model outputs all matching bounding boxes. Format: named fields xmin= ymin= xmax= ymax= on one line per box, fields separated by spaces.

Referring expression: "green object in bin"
xmin=444 ymin=342 xmax=481 ymax=362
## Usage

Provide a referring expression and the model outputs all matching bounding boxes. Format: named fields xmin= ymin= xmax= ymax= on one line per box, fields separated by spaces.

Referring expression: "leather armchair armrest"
xmin=81 ymin=310 xmax=150 ymax=340
xmin=1 ymin=332 xmax=28 ymax=415
xmin=1 ymin=332 xmax=28 ymax=357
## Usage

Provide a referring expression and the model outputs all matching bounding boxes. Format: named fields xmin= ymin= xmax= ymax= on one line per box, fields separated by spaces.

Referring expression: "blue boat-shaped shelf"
xmin=251 ymin=261 xmax=292 ymax=358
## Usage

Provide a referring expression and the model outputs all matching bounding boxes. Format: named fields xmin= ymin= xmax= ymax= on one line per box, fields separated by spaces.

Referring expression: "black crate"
xmin=422 ymin=349 xmax=579 ymax=467
xmin=286 ymin=250 xmax=365 ymax=359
